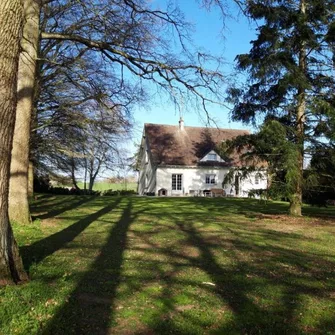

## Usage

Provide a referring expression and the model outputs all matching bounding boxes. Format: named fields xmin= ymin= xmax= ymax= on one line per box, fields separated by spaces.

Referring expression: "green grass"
xmin=2 ymin=196 xmax=335 ymax=334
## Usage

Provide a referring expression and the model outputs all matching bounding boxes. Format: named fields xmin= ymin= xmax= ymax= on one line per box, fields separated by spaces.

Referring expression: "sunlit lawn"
xmin=1 ymin=195 xmax=335 ymax=334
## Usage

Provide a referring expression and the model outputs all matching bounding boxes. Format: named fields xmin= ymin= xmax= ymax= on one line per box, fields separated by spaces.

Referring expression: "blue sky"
xmin=129 ymin=1 xmax=258 ymax=150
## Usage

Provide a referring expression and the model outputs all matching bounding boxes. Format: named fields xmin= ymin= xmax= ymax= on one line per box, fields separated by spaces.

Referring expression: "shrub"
xmin=50 ymin=187 xmax=70 ymax=195
xmin=102 ymin=189 xmax=137 ymax=196
xmin=34 ymin=174 xmax=51 ymax=193
xmin=303 ymin=188 xmax=335 ymax=207
xmin=47 ymin=187 xmax=101 ymax=196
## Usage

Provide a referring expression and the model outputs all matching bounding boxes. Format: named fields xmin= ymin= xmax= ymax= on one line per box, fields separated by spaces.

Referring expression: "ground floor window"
xmin=172 ymin=174 xmax=182 ymax=190
xmin=205 ymin=174 xmax=216 ymax=184
xmin=255 ymin=174 xmax=259 ymax=185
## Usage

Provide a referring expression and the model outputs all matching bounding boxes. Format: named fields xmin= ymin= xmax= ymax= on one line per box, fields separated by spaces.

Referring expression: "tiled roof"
xmin=144 ymin=123 xmax=252 ymax=167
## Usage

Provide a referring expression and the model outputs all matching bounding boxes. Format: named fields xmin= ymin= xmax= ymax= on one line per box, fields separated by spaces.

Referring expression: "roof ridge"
xmin=144 ymin=123 xmax=249 ymax=132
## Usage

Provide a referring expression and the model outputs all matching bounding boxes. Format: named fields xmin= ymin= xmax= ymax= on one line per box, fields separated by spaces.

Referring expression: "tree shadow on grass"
xmin=169 ymin=222 xmax=294 ymax=333
xmin=131 ymin=207 xmax=335 ymax=334
xmin=21 ymin=198 xmax=122 ymax=271
xmin=41 ymin=198 xmax=136 ymax=335
xmin=28 ymin=197 xmax=335 ymax=334
xmin=167 ymin=221 xmax=335 ymax=334
xmin=185 ymin=197 xmax=335 ymax=218
xmin=31 ymin=195 xmax=95 ymax=220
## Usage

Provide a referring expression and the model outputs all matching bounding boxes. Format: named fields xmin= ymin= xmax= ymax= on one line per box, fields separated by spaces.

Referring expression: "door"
xmin=171 ymin=174 xmax=183 ymax=195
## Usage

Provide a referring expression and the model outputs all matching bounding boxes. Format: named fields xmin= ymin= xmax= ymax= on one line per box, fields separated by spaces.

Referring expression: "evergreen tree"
xmin=228 ymin=0 xmax=335 ymax=215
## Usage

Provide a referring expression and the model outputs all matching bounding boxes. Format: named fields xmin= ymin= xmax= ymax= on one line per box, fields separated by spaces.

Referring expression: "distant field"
xmin=60 ymin=181 xmax=137 ymax=191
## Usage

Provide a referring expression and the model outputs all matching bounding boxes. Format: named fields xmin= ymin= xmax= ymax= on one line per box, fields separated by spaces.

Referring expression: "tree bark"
xmin=71 ymin=158 xmax=80 ymax=190
xmin=0 ymin=0 xmax=29 ymax=286
xmin=84 ymin=157 xmax=87 ymax=191
xmin=88 ymin=158 xmax=95 ymax=192
xmin=28 ymin=161 xmax=34 ymax=198
xmin=289 ymin=0 xmax=306 ymax=216
xmin=9 ymin=0 xmax=40 ymax=224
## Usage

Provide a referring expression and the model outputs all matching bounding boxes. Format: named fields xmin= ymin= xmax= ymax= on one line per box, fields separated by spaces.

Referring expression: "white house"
xmin=137 ymin=119 xmax=267 ymax=197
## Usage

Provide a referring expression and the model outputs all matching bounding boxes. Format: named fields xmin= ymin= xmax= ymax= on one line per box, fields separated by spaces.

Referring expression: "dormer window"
xmin=208 ymin=153 xmax=217 ymax=161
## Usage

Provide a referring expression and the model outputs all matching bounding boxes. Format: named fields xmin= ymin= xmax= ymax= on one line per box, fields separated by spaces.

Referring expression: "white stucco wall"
xmin=138 ymin=136 xmax=156 ymax=195
xmin=156 ymin=166 xmax=227 ymax=196
xmin=237 ymin=171 xmax=268 ymax=197
xmin=156 ymin=167 xmax=267 ymax=197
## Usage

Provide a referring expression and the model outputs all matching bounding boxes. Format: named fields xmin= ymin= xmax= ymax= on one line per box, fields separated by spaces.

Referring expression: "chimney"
xmin=179 ymin=117 xmax=184 ymax=131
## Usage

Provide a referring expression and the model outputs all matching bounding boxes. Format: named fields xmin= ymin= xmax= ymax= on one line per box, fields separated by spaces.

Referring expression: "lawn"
xmin=2 ymin=196 xmax=335 ymax=334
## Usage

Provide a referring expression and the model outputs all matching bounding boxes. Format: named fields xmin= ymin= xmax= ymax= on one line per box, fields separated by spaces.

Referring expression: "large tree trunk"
xmin=9 ymin=0 xmax=40 ymax=224
xmin=289 ymin=0 xmax=306 ymax=217
xmin=0 ymin=0 xmax=29 ymax=286
xmin=28 ymin=161 xmax=34 ymax=198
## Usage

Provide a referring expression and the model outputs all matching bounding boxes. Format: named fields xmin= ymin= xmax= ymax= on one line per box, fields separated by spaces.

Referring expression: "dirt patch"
xmin=133 ymin=242 xmax=153 ymax=250
xmin=109 ymin=317 xmax=154 ymax=335
xmin=33 ymin=211 xmax=48 ymax=217
xmin=257 ymin=214 xmax=307 ymax=224
xmin=309 ymin=217 xmax=335 ymax=226
xmin=175 ymin=304 xmax=195 ymax=312
xmin=256 ymin=213 xmax=335 ymax=226
xmin=41 ymin=218 xmax=60 ymax=228
xmin=180 ymin=246 xmax=200 ymax=258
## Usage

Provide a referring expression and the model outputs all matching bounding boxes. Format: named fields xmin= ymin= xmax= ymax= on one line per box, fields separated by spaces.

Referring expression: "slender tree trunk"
xmin=0 ymin=0 xmax=29 ymax=285
xmin=89 ymin=176 xmax=94 ymax=192
xmin=88 ymin=158 xmax=94 ymax=192
xmin=289 ymin=0 xmax=306 ymax=216
xmin=88 ymin=157 xmax=102 ymax=192
xmin=71 ymin=158 xmax=80 ymax=190
xmin=84 ymin=157 xmax=87 ymax=191
xmin=9 ymin=0 xmax=40 ymax=224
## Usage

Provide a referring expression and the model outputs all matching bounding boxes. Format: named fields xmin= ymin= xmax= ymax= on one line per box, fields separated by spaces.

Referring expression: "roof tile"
xmin=144 ymin=123 xmax=250 ymax=167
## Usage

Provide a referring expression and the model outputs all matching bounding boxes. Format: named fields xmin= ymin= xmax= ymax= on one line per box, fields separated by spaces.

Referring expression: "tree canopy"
xmin=227 ymin=0 xmax=335 ymax=215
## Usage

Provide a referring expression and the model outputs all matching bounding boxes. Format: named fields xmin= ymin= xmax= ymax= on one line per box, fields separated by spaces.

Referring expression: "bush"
xmin=102 ymin=189 xmax=137 ymax=196
xmin=70 ymin=188 xmax=101 ymax=196
xmin=50 ymin=187 xmax=70 ymax=195
xmin=303 ymin=188 xmax=335 ymax=207
xmin=119 ymin=189 xmax=136 ymax=196
xmin=47 ymin=187 xmax=101 ymax=196
xmin=34 ymin=174 xmax=51 ymax=193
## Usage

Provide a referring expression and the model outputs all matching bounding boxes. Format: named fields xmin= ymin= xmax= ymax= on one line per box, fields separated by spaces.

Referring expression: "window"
xmin=205 ymin=174 xmax=216 ymax=184
xmin=172 ymin=174 xmax=182 ymax=190
xmin=207 ymin=153 xmax=217 ymax=161
xmin=255 ymin=175 xmax=259 ymax=185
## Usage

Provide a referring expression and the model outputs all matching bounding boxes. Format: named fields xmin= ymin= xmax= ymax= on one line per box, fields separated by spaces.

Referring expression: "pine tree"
xmin=228 ymin=0 xmax=335 ymax=215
